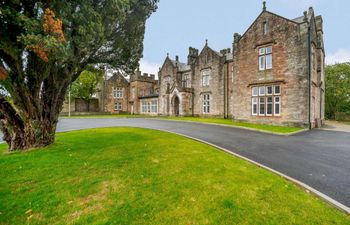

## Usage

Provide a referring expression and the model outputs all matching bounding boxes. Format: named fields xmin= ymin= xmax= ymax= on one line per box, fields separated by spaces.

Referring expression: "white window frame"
xmin=259 ymin=46 xmax=273 ymax=71
xmin=274 ymin=96 xmax=281 ymax=116
xmin=150 ymin=100 xmax=158 ymax=113
xmin=252 ymin=97 xmax=258 ymax=115
xmin=274 ymin=85 xmax=281 ymax=95
xmin=203 ymin=94 xmax=210 ymax=114
xmin=114 ymin=102 xmax=122 ymax=111
xmin=266 ymin=96 xmax=273 ymax=116
xmin=259 ymin=97 xmax=265 ymax=116
xmin=113 ymin=87 xmax=123 ymax=99
xmin=266 ymin=86 xmax=273 ymax=95
xmin=252 ymin=85 xmax=281 ymax=116
xmin=252 ymin=87 xmax=259 ymax=97
xmin=201 ymin=69 xmax=211 ymax=87
xmin=259 ymin=86 xmax=265 ymax=96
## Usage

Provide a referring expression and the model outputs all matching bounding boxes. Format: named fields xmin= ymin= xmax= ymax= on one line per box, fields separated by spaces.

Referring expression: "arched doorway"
xmin=173 ymin=96 xmax=180 ymax=116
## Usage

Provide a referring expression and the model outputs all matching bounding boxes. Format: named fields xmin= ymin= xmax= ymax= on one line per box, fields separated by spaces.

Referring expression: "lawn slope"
xmin=0 ymin=128 xmax=348 ymax=225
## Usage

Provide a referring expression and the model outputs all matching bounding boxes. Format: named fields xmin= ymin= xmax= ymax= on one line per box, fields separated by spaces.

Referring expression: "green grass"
xmin=0 ymin=128 xmax=348 ymax=225
xmin=161 ymin=116 xmax=303 ymax=134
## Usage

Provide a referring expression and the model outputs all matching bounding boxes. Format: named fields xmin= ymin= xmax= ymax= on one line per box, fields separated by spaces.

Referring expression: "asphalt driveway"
xmin=2 ymin=118 xmax=350 ymax=209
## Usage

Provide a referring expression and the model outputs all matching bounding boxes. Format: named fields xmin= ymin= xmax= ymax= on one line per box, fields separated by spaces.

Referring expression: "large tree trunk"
xmin=0 ymin=70 xmax=72 ymax=151
xmin=0 ymin=117 xmax=57 ymax=151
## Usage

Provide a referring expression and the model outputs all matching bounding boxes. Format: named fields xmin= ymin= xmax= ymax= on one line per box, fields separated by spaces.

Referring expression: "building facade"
xmin=99 ymin=5 xmax=325 ymax=128
xmin=97 ymin=70 xmax=159 ymax=115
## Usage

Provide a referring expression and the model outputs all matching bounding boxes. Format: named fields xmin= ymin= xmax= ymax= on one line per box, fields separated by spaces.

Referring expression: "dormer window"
xmin=263 ymin=22 xmax=268 ymax=35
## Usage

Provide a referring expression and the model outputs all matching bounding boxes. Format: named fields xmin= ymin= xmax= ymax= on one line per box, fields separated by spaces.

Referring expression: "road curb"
xmin=149 ymin=127 xmax=350 ymax=215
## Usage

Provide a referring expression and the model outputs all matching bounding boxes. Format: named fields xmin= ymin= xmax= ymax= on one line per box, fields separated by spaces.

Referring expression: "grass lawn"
xmin=60 ymin=114 xmax=146 ymax=119
xmin=0 ymin=128 xmax=348 ymax=224
xmin=161 ymin=116 xmax=303 ymax=134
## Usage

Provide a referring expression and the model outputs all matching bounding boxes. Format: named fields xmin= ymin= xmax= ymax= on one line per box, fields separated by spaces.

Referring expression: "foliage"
xmin=0 ymin=0 xmax=159 ymax=150
xmin=325 ymin=63 xmax=350 ymax=120
xmin=0 ymin=128 xmax=349 ymax=224
xmin=70 ymin=69 xmax=103 ymax=101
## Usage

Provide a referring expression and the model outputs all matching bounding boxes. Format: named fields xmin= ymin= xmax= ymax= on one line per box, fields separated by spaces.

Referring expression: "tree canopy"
xmin=325 ymin=62 xmax=350 ymax=120
xmin=70 ymin=69 xmax=103 ymax=102
xmin=0 ymin=0 xmax=158 ymax=150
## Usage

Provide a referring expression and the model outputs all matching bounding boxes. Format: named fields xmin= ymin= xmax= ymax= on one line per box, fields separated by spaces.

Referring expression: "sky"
xmin=139 ymin=0 xmax=350 ymax=75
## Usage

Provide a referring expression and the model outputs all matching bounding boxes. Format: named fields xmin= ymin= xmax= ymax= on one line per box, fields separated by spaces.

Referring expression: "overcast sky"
xmin=139 ymin=0 xmax=350 ymax=75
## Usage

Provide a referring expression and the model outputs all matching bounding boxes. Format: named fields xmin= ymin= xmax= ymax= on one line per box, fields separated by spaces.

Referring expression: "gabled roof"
xmin=107 ymin=72 xmax=129 ymax=85
xmin=238 ymin=10 xmax=301 ymax=41
xmin=199 ymin=43 xmax=223 ymax=58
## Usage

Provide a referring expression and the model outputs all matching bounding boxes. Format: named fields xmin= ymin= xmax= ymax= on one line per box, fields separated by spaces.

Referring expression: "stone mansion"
xmin=97 ymin=4 xmax=325 ymax=128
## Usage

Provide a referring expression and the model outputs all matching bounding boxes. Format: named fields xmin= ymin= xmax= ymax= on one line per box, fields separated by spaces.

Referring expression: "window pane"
xmin=266 ymin=46 xmax=272 ymax=54
xmin=259 ymin=56 xmax=265 ymax=70
xmin=259 ymin=86 xmax=265 ymax=96
xmin=267 ymin=86 xmax=273 ymax=95
xmin=253 ymin=104 xmax=257 ymax=114
xmin=268 ymin=104 xmax=272 ymax=114
xmin=275 ymin=104 xmax=280 ymax=115
xmin=267 ymin=97 xmax=272 ymax=115
xmin=252 ymin=87 xmax=258 ymax=96
xmin=259 ymin=48 xmax=265 ymax=55
xmin=259 ymin=97 xmax=265 ymax=115
xmin=274 ymin=86 xmax=281 ymax=94
xmin=266 ymin=54 xmax=272 ymax=69
xmin=252 ymin=97 xmax=258 ymax=115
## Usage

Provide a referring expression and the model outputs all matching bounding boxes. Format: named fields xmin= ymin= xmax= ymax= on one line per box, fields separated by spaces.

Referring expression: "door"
xmin=174 ymin=96 xmax=179 ymax=116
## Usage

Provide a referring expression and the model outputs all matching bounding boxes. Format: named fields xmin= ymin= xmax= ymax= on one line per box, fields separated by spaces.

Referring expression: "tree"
xmin=0 ymin=0 xmax=158 ymax=151
xmin=70 ymin=69 xmax=103 ymax=111
xmin=325 ymin=63 xmax=350 ymax=119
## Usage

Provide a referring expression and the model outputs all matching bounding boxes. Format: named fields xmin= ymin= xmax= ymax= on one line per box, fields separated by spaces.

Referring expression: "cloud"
xmin=139 ymin=59 xmax=161 ymax=75
xmin=326 ymin=49 xmax=350 ymax=65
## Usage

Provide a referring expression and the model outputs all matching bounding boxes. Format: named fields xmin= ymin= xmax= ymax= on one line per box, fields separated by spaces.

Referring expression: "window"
xmin=252 ymin=97 xmax=258 ymax=115
xmin=151 ymin=100 xmax=158 ymax=113
xmin=259 ymin=86 xmax=265 ymax=96
xmin=141 ymin=100 xmax=158 ymax=113
xmin=252 ymin=87 xmax=259 ymax=96
xmin=203 ymin=94 xmax=210 ymax=113
xmin=274 ymin=96 xmax=281 ymax=115
xmin=274 ymin=85 xmax=280 ymax=95
xmin=266 ymin=86 xmax=273 ymax=95
xmin=263 ymin=22 xmax=268 ymax=35
xmin=259 ymin=97 xmax=265 ymax=115
xmin=182 ymin=73 xmax=191 ymax=88
xmin=114 ymin=102 xmax=122 ymax=111
xmin=201 ymin=69 xmax=211 ymax=87
xmin=252 ymin=85 xmax=281 ymax=116
xmin=113 ymin=87 xmax=123 ymax=98
xmin=259 ymin=46 xmax=272 ymax=70
xmin=266 ymin=97 xmax=273 ymax=116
